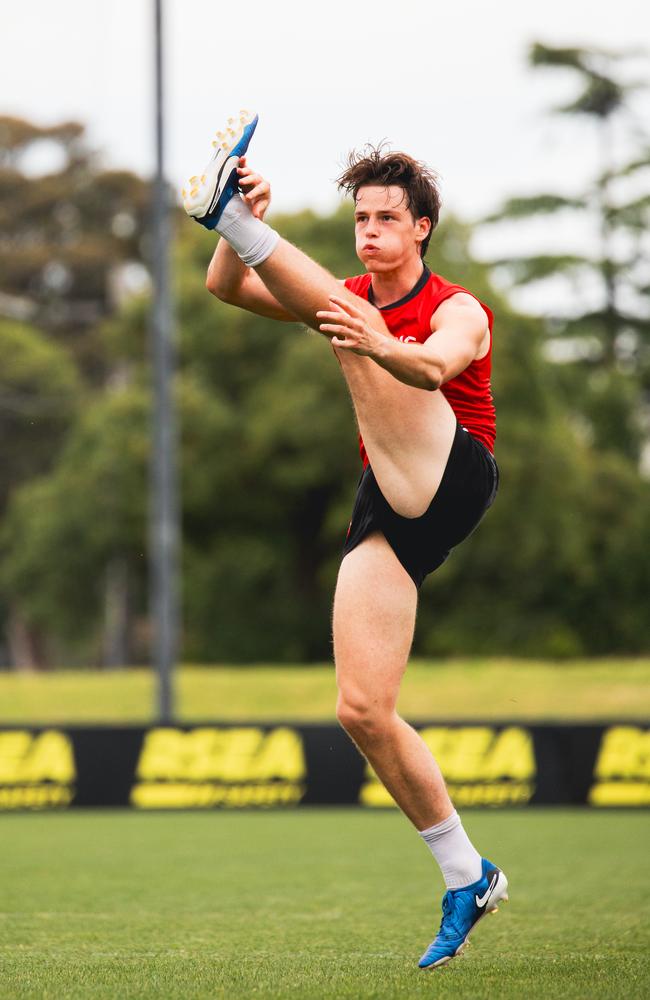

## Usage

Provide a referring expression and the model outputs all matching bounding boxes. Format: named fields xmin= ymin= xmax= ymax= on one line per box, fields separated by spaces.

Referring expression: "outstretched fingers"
xmin=317 ymin=309 xmax=362 ymax=327
xmin=328 ymin=293 xmax=365 ymax=318
xmin=317 ymin=307 xmax=362 ymax=334
xmin=317 ymin=301 xmax=366 ymax=349
xmin=236 ymin=159 xmax=271 ymax=219
xmin=317 ymin=296 xmax=364 ymax=331
xmin=317 ymin=295 xmax=388 ymax=356
xmin=238 ymin=171 xmax=268 ymax=198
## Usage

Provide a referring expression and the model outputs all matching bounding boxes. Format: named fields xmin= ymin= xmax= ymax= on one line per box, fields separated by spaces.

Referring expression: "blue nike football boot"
xmin=182 ymin=110 xmax=258 ymax=229
xmin=419 ymin=858 xmax=508 ymax=969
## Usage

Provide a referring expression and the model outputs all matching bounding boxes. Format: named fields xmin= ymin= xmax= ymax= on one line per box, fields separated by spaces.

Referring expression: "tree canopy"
xmin=481 ymin=43 xmax=650 ymax=461
xmin=1 ymin=105 xmax=649 ymax=668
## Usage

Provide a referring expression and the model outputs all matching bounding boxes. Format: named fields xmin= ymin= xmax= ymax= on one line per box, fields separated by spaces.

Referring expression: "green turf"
xmin=1 ymin=658 xmax=649 ymax=723
xmin=1 ymin=809 xmax=648 ymax=999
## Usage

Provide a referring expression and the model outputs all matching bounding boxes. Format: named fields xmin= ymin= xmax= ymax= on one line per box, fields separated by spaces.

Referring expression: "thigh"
xmin=335 ymin=348 xmax=457 ymax=518
xmin=333 ymin=531 xmax=417 ymax=711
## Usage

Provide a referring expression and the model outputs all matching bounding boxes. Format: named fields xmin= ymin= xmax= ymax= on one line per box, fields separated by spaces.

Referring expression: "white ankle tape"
xmin=217 ymin=195 xmax=280 ymax=268
xmin=419 ymin=810 xmax=482 ymax=889
xmin=238 ymin=224 xmax=280 ymax=267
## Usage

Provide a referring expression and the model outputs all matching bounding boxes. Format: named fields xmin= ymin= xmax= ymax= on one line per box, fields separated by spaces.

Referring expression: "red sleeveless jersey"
xmin=343 ymin=266 xmax=496 ymax=464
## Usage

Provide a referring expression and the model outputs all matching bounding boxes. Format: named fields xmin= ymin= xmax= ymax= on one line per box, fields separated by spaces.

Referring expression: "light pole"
xmin=150 ymin=0 xmax=179 ymax=722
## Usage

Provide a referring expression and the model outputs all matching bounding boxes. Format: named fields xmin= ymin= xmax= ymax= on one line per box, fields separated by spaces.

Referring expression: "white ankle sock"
xmin=418 ymin=810 xmax=482 ymax=889
xmin=216 ymin=195 xmax=279 ymax=267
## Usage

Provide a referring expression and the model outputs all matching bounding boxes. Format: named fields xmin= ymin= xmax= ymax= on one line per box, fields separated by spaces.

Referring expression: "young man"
xmin=183 ymin=111 xmax=508 ymax=969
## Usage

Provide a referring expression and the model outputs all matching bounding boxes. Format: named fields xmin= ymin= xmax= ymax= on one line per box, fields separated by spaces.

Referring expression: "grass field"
xmin=2 ymin=809 xmax=649 ymax=999
xmin=1 ymin=658 xmax=650 ymax=723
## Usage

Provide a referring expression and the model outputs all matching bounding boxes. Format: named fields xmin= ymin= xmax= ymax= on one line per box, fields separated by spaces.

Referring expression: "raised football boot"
xmin=418 ymin=858 xmax=508 ymax=969
xmin=182 ymin=110 xmax=258 ymax=229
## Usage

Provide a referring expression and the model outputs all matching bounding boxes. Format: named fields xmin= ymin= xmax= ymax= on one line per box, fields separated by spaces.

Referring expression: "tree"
xmin=0 ymin=319 xmax=81 ymax=516
xmin=0 ymin=116 xmax=156 ymax=668
xmin=0 ymin=115 xmax=152 ymax=381
xmin=480 ymin=43 xmax=650 ymax=460
xmin=3 ymin=163 xmax=650 ymax=666
xmin=0 ymin=319 xmax=83 ymax=669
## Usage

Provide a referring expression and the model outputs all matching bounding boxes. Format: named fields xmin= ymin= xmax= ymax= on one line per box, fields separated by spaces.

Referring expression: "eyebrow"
xmin=354 ymin=208 xmax=400 ymax=216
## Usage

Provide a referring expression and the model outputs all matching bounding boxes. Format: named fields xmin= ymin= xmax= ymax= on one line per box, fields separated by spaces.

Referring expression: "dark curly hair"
xmin=336 ymin=144 xmax=442 ymax=258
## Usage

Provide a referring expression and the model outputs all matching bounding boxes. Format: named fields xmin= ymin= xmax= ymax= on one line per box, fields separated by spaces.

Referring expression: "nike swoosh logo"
xmin=208 ymin=155 xmax=240 ymax=215
xmin=475 ymin=872 xmax=498 ymax=909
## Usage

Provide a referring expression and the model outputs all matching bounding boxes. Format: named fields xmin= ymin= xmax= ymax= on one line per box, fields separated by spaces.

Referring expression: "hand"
xmin=237 ymin=157 xmax=271 ymax=220
xmin=317 ymin=295 xmax=387 ymax=356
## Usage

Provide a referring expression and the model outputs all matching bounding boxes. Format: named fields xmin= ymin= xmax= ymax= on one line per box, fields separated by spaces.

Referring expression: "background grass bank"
xmin=0 ymin=658 xmax=649 ymax=723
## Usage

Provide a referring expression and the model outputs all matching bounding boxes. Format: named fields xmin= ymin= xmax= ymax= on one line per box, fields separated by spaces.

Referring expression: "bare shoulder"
xmin=430 ymin=292 xmax=488 ymax=334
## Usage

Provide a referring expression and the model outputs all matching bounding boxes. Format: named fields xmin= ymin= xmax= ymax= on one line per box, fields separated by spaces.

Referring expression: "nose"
xmin=364 ymin=216 xmax=379 ymax=238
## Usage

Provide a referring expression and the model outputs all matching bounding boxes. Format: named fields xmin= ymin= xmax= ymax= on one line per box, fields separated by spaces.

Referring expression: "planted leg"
xmin=333 ymin=531 xmax=453 ymax=828
xmin=334 ymin=532 xmax=488 ymax=922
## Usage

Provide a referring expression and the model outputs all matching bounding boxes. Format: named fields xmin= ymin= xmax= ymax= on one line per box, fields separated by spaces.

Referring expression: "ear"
xmin=415 ymin=216 xmax=431 ymax=249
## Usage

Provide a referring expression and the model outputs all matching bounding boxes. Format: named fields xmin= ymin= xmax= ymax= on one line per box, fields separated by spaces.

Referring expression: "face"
xmin=354 ymin=185 xmax=430 ymax=272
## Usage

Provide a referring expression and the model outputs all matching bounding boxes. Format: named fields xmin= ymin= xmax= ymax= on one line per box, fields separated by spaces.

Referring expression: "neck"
xmin=369 ymin=256 xmax=425 ymax=308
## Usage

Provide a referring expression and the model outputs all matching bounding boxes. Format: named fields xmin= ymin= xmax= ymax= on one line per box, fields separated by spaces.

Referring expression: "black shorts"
xmin=342 ymin=422 xmax=499 ymax=588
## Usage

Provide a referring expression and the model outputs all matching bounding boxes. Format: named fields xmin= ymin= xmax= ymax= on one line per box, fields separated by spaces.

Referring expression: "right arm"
xmin=205 ymin=159 xmax=298 ymax=322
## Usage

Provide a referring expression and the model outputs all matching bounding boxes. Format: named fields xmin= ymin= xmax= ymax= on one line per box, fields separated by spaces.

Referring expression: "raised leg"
xmin=333 ymin=531 xmax=454 ymax=829
xmin=256 ymin=240 xmax=456 ymax=517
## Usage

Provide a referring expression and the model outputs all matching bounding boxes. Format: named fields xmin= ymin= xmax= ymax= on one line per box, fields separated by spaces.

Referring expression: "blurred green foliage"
xmin=483 ymin=43 xmax=650 ymax=461
xmin=0 ymin=104 xmax=649 ymax=668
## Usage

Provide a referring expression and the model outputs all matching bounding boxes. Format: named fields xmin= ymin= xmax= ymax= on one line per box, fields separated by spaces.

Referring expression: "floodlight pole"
xmin=150 ymin=0 xmax=178 ymax=723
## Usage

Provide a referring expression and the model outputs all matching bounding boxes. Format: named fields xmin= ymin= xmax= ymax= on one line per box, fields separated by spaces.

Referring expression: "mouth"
xmin=362 ymin=244 xmax=380 ymax=253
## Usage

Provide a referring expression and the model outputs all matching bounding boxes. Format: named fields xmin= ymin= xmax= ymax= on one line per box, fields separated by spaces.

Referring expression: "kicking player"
xmin=183 ymin=111 xmax=508 ymax=968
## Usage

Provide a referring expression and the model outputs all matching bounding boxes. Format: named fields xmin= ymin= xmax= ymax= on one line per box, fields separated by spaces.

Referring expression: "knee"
xmin=205 ymin=272 xmax=231 ymax=303
xmin=336 ymin=690 xmax=393 ymax=744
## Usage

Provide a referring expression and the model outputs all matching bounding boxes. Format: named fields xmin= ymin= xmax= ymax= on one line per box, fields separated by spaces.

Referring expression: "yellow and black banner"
xmin=0 ymin=723 xmax=647 ymax=811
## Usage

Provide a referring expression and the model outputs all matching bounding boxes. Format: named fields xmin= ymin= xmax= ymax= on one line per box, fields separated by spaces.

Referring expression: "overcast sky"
xmin=2 ymin=0 xmax=648 ymax=224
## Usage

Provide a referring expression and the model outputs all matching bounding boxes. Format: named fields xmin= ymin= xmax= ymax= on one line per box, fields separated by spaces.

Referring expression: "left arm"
xmin=317 ymin=293 xmax=488 ymax=390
